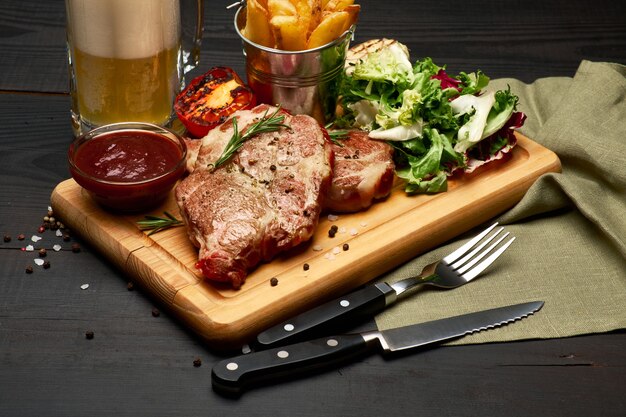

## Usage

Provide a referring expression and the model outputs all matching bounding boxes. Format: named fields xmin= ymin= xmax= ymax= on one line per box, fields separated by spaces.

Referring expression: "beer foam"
xmin=67 ymin=0 xmax=180 ymax=59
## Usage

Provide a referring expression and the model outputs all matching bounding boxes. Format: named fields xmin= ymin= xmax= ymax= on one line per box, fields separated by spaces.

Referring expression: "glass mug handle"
xmin=182 ymin=0 xmax=204 ymax=74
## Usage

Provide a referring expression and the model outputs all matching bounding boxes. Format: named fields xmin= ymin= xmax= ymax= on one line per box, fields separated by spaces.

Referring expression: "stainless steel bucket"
xmin=234 ymin=6 xmax=354 ymax=124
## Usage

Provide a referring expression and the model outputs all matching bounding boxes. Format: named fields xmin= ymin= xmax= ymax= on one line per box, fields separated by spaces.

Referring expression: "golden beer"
xmin=72 ymin=46 xmax=180 ymax=127
xmin=66 ymin=0 xmax=183 ymax=133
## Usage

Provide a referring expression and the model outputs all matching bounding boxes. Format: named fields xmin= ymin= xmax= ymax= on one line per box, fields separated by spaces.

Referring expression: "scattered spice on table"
xmin=343 ymin=243 xmax=349 ymax=251
xmin=71 ymin=243 xmax=81 ymax=253
xmin=85 ymin=331 xmax=94 ymax=340
xmin=42 ymin=261 xmax=50 ymax=269
xmin=127 ymin=282 xmax=135 ymax=291
xmin=25 ymin=265 xmax=33 ymax=274
xmin=38 ymin=248 xmax=47 ymax=257
xmin=152 ymin=308 xmax=160 ymax=317
xmin=193 ymin=358 xmax=202 ymax=367
xmin=328 ymin=224 xmax=339 ymax=238
xmin=270 ymin=277 xmax=279 ymax=286
xmin=303 ymin=263 xmax=309 ymax=271
xmin=17 ymin=234 xmax=25 ymax=241
xmin=3 ymin=234 xmax=10 ymax=242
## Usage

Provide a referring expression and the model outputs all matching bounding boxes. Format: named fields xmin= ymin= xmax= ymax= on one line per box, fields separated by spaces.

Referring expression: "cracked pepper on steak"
xmin=175 ymin=105 xmax=333 ymax=289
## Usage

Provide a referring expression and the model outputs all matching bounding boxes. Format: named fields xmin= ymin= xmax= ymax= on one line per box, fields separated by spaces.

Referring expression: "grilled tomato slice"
xmin=175 ymin=67 xmax=256 ymax=138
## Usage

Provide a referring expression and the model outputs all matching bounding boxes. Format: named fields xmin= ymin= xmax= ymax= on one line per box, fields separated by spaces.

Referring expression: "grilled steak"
xmin=175 ymin=105 xmax=333 ymax=289
xmin=325 ymin=130 xmax=395 ymax=212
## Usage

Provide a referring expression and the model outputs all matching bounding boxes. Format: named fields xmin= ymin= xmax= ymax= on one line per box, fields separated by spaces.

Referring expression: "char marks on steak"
xmin=325 ymin=130 xmax=395 ymax=213
xmin=175 ymin=105 xmax=333 ymax=289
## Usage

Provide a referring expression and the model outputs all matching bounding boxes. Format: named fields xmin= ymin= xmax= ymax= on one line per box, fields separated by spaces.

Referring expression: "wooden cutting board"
xmin=51 ymin=133 xmax=560 ymax=349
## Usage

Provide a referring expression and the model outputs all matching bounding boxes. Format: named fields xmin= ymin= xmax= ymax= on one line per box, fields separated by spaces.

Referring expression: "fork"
xmin=251 ymin=223 xmax=515 ymax=350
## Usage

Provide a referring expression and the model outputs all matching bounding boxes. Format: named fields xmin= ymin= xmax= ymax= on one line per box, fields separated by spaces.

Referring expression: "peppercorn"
xmin=38 ymin=248 xmax=47 ymax=257
xmin=17 ymin=234 xmax=25 ymax=241
xmin=270 ymin=277 xmax=279 ymax=286
xmin=303 ymin=263 xmax=310 ymax=271
xmin=38 ymin=226 xmax=45 ymax=233
xmin=85 ymin=330 xmax=94 ymax=340
xmin=25 ymin=265 xmax=33 ymax=274
xmin=71 ymin=243 xmax=81 ymax=253
xmin=343 ymin=243 xmax=349 ymax=251
xmin=193 ymin=358 xmax=202 ymax=367
xmin=3 ymin=234 xmax=10 ymax=242
xmin=63 ymin=233 xmax=71 ymax=242
xmin=270 ymin=164 xmax=276 ymax=171
xmin=152 ymin=308 xmax=160 ymax=317
xmin=42 ymin=261 xmax=51 ymax=269
xmin=328 ymin=225 xmax=338 ymax=238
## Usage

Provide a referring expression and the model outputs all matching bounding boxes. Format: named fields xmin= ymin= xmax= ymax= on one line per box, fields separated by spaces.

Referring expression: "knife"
xmin=252 ymin=223 xmax=507 ymax=350
xmin=213 ymin=300 xmax=544 ymax=395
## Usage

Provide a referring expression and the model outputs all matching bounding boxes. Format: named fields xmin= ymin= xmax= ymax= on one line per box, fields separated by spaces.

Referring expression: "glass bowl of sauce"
xmin=68 ymin=122 xmax=187 ymax=212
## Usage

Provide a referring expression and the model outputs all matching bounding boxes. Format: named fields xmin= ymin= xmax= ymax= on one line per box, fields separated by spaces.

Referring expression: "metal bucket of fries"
xmin=234 ymin=4 xmax=356 ymax=124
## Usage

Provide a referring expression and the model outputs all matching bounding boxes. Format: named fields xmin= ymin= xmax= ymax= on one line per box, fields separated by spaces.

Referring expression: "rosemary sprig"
xmin=137 ymin=211 xmax=183 ymax=235
xmin=324 ymin=123 xmax=350 ymax=146
xmin=327 ymin=129 xmax=350 ymax=146
xmin=212 ymin=106 xmax=291 ymax=169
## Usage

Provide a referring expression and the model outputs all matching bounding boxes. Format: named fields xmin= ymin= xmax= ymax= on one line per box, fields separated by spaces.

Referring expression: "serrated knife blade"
xmin=212 ymin=301 xmax=544 ymax=395
xmin=372 ymin=300 xmax=544 ymax=352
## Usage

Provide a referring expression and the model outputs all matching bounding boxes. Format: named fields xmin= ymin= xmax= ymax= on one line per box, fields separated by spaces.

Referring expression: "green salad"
xmin=335 ymin=42 xmax=526 ymax=194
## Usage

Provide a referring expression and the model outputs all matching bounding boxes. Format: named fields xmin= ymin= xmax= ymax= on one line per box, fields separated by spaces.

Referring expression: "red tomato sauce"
xmin=73 ymin=131 xmax=182 ymax=182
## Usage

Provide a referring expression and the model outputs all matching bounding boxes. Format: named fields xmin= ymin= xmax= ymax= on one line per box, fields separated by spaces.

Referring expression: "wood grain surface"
xmin=50 ymin=134 xmax=560 ymax=348
xmin=1 ymin=1 xmax=625 ymax=416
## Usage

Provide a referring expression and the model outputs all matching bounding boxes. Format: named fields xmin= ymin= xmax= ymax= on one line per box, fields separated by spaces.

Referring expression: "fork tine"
xmin=460 ymin=235 xmax=516 ymax=280
xmin=443 ymin=222 xmax=498 ymax=264
xmin=451 ymin=227 xmax=504 ymax=269
xmin=456 ymin=232 xmax=509 ymax=274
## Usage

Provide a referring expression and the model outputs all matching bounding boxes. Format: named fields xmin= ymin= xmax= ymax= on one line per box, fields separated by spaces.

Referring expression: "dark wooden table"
xmin=1 ymin=1 xmax=625 ymax=416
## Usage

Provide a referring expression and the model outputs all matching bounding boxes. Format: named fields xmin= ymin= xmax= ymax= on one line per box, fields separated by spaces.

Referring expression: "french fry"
xmin=270 ymin=15 xmax=308 ymax=50
xmin=341 ymin=4 xmax=360 ymax=31
xmin=306 ymin=0 xmax=323 ymax=37
xmin=267 ymin=0 xmax=297 ymax=17
xmin=323 ymin=0 xmax=355 ymax=13
xmin=290 ymin=0 xmax=313 ymax=41
xmin=306 ymin=11 xmax=351 ymax=49
xmin=244 ymin=0 xmax=275 ymax=47
xmin=242 ymin=0 xmax=360 ymax=51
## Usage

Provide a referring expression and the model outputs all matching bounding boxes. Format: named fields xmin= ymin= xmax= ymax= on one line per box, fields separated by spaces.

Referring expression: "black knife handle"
xmin=212 ymin=334 xmax=373 ymax=395
xmin=254 ymin=283 xmax=395 ymax=349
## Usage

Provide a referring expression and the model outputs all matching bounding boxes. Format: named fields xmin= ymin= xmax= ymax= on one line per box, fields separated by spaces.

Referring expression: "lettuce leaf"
xmin=481 ymin=87 xmax=519 ymax=139
xmin=337 ymin=44 xmax=525 ymax=194
xmin=391 ymin=128 xmax=463 ymax=193
xmin=451 ymin=91 xmax=496 ymax=153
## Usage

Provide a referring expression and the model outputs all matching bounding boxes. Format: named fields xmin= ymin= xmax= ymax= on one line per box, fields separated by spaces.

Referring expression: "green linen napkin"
xmin=374 ymin=60 xmax=626 ymax=344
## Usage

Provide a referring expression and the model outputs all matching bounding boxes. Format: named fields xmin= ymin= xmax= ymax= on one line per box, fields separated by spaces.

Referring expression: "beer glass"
xmin=65 ymin=0 xmax=203 ymax=135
